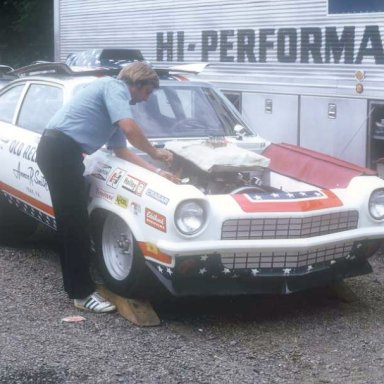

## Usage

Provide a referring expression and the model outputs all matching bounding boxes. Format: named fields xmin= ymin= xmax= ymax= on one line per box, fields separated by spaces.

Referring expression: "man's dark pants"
xmin=36 ymin=130 xmax=95 ymax=299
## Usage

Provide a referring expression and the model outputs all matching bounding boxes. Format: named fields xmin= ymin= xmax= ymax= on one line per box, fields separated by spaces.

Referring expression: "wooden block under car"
xmin=97 ymin=285 xmax=160 ymax=326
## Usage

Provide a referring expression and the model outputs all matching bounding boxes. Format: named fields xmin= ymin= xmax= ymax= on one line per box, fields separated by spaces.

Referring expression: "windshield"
xmin=130 ymin=85 xmax=246 ymax=138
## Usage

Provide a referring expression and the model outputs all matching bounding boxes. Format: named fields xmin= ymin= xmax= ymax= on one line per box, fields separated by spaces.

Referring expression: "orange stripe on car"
xmin=138 ymin=242 xmax=172 ymax=264
xmin=0 ymin=181 xmax=54 ymax=216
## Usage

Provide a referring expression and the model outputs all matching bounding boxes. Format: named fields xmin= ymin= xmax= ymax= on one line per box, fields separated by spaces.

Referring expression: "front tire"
xmin=94 ymin=213 xmax=153 ymax=298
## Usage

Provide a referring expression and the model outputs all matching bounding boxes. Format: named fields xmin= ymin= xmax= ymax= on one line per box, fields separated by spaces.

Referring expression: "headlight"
xmin=175 ymin=200 xmax=207 ymax=235
xmin=369 ymin=189 xmax=384 ymax=220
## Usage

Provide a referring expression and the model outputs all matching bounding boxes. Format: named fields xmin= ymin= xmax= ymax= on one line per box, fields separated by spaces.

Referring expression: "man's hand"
xmin=152 ymin=148 xmax=173 ymax=164
xmin=157 ymin=168 xmax=179 ymax=183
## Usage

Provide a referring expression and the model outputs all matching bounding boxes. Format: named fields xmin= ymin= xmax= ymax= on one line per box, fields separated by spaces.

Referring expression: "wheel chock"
xmin=97 ymin=285 xmax=161 ymax=326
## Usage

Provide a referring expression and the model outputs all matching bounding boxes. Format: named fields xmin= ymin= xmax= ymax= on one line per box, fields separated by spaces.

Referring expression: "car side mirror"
xmin=234 ymin=124 xmax=247 ymax=139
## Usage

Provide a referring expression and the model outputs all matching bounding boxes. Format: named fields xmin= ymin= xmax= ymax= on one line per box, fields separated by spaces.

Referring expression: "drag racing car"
xmin=0 ymin=62 xmax=383 ymax=297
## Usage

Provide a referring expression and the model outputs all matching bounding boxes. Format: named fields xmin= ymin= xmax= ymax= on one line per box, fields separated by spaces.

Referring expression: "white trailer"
xmin=54 ymin=0 xmax=384 ymax=168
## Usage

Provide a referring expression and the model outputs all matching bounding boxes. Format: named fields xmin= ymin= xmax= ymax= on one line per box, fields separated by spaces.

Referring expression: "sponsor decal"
xmin=13 ymin=161 xmax=48 ymax=190
xmin=115 ymin=194 xmax=128 ymax=209
xmin=95 ymin=187 xmax=114 ymax=202
xmin=91 ymin=162 xmax=112 ymax=181
xmin=106 ymin=168 xmax=126 ymax=189
xmin=130 ymin=202 xmax=141 ymax=215
xmin=145 ymin=188 xmax=169 ymax=205
xmin=145 ymin=208 xmax=167 ymax=232
xmin=9 ymin=140 xmax=37 ymax=162
xmin=122 ymin=175 xmax=147 ymax=196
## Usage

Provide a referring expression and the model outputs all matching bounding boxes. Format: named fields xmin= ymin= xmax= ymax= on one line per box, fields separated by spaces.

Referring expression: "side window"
xmin=0 ymin=84 xmax=25 ymax=123
xmin=17 ymin=84 xmax=63 ymax=133
xmin=222 ymin=91 xmax=242 ymax=112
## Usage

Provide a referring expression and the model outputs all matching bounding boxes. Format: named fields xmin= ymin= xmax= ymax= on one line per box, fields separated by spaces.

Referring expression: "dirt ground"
xmin=1 ymin=239 xmax=384 ymax=383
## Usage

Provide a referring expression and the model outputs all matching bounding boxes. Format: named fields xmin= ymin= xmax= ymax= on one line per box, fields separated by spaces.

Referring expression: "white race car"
xmin=0 ymin=62 xmax=383 ymax=297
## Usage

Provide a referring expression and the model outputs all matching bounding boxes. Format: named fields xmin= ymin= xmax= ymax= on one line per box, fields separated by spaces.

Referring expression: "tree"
xmin=0 ymin=0 xmax=53 ymax=67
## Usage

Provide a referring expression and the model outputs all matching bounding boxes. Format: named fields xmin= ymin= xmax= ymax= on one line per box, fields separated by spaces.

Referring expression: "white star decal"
xmin=223 ymin=268 xmax=231 ymax=275
xmin=307 ymin=265 xmax=313 ymax=272
xmin=330 ymin=260 xmax=336 ymax=265
xmin=200 ymin=255 xmax=208 ymax=261
xmin=166 ymin=268 xmax=173 ymax=275
xmin=251 ymin=269 xmax=260 ymax=276
xmin=199 ymin=268 xmax=207 ymax=275
xmin=157 ymin=266 xmax=164 ymax=273
xmin=283 ymin=268 xmax=292 ymax=275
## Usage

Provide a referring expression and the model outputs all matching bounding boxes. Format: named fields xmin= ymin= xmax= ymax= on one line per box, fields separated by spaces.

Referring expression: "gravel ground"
xmin=2 ymin=239 xmax=384 ymax=383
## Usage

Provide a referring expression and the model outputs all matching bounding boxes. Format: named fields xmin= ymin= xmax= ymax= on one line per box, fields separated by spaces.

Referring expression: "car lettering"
xmin=9 ymin=140 xmax=24 ymax=156
xmin=9 ymin=141 xmax=37 ymax=162
xmin=12 ymin=161 xmax=48 ymax=190
xmin=22 ymin=145 xmax=37 ymax=162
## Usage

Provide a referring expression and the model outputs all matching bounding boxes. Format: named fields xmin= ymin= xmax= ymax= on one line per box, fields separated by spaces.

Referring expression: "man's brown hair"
xmin=118 ymin=62 xmax=159 ymax=89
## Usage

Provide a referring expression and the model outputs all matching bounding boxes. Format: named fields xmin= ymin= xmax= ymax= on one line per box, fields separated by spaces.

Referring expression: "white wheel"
xmin=95 ymin=212 xmax=152 ymax=297
xmin=101 ymin=214 xmax=134 ymax=281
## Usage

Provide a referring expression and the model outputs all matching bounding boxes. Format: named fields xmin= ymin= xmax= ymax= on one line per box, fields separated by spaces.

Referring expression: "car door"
xmin=0 ymin=81 xmax=63 ymax=228
xmin=0 ymin=81 xmax=28 ymax=197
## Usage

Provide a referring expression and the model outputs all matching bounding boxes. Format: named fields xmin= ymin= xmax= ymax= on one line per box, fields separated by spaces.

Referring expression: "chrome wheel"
xmin=101 ymin=214 xmax=133 ymax=281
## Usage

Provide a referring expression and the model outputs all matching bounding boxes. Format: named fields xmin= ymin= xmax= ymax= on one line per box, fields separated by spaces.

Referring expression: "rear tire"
xmin=94 ymin=212 xmax=155 ymax=298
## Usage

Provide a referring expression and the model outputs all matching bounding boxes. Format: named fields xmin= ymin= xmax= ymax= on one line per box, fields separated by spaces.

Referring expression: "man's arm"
xmin=113 ymin=147 xmax=176 ymax=181
xmin=117 ymin=118 xmax=173 ymax=163
xmin=113 ymin=147 xmax=158 ymax=172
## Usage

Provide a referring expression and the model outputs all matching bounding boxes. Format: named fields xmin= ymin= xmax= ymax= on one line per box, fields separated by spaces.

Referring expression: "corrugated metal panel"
xmin=56 ymin=0 xmax=384 ymax=87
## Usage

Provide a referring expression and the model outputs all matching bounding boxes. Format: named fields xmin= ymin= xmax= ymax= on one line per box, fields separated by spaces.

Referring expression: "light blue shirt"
xmin=47 ymin=77 xmax=131 ymax=154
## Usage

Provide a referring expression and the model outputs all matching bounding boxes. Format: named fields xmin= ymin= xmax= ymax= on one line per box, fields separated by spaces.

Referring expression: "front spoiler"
xmin=145 ymin=240 xmax=380 ymax=296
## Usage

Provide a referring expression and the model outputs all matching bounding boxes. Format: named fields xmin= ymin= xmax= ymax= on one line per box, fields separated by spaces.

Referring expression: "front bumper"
xmin=156 ymin=227 xmax=384 ymax=257
xmin=146 ymin=239 xmax=381 ymax=296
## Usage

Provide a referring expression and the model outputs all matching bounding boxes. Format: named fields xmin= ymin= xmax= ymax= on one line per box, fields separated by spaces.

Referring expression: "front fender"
xmin=88 ymin=196 xmax=145 ymax=241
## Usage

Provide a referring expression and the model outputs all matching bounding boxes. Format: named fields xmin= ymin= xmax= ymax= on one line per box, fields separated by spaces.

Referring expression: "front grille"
xmin=221 ymin=241 xmax=354 ymax=270
xmin=221 ymin=211 xmax=358 ymax=240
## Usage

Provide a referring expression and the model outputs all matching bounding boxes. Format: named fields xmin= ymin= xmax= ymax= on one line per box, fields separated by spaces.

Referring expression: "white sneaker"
xmin=74 ymin=292 xmax=116 ymax=313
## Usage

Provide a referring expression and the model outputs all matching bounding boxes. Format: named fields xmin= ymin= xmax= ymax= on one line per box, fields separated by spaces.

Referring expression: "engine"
xmin=166 ymin=139 xmax=274 ymax=195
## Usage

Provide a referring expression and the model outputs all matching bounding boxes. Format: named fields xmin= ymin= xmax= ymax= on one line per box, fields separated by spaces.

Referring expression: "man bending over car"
xmin=36 ymin=62 xmax=173 ymax=313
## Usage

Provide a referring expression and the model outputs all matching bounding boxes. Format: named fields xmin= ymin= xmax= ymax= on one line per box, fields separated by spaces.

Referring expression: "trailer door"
xmin=242 ymin=93 xmax=299 ymax=145
xmin=300 ymin=96 xmax=367 ymax=166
